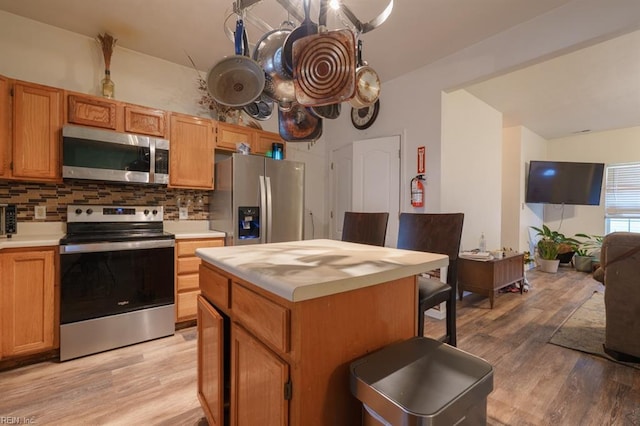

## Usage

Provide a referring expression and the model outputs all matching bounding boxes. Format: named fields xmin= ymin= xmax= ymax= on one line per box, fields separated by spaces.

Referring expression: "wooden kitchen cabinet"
xmin=197 ymin=295 xmax=225 ymax=426
xmin=67 ymin=93 xmax=118 ymax=130
xmin=175 ymin=238 xmax=224 ymax=322
xmin=215 ymin=122 xmax=254 ymax=152
xmin=0 ymin=75 xmax=10 ymax=178
xmin=198 ymin=267 xmax=291 ymax=426
xmin=124 ymin=104 xmax=167 ymax=137
xmin=231 ymin=323 xmax=289 ymax=426
xmin=67 ymin=92 xmax=168 ymax=138
xmin=169 ymin=113 xmax=215 ymax=189
xmin=9 ymin=81 xmax=63 ymax=182
xmin=1 ymin=247 xmax=58 ymax=358
xmin=253 ymin=129 xmax=284 ymax=156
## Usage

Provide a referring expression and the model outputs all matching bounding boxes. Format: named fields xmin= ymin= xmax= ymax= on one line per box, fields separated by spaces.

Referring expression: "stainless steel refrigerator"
xmin=210 ymin=153 xmax=305 ymax=245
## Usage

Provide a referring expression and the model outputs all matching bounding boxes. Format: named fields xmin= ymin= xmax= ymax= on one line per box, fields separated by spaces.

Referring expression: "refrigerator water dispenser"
xmin=238 ymin=207 xmax=260 ymax=240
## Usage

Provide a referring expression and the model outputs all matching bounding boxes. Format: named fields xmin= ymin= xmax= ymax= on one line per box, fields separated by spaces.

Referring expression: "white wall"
xmin=502 ymin=126 xmax=548 ymax=253
xmin=322 ymin=0 xmax=640 ymax=243
xmin=544 ymin=126 xmax=640 ymax=237
xmin=442 ymin=90 xmax=503 ymax=251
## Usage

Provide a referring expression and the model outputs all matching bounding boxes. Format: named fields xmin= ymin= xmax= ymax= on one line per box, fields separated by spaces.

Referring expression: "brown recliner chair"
xmin=597 ymin=232 xmax=640 ymax=361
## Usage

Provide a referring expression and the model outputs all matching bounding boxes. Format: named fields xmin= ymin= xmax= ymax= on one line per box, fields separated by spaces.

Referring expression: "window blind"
xmin=605 ymin=162 xmax=640 ymax=217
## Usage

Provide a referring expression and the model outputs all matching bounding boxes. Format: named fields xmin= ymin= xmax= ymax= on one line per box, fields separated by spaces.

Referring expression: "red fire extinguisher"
xmin=411 ymin=175 xmax=425 ymax=207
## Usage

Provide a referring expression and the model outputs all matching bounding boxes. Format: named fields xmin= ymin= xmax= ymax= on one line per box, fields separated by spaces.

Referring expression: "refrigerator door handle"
xmin=265 ymin=176 xmax=273 ymax=243
xmin=259 ymin=175 xmax=267 ymax=243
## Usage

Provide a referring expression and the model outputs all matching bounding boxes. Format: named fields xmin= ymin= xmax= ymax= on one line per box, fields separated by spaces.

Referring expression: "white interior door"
xmin=353 ymin=136 xmax=401 ymax=247
xmin=330 ymin=144 xmax=353 ymax=240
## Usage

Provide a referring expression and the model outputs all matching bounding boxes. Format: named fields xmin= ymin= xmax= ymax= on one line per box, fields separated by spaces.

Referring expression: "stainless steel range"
xmin=59 ymin=205 xmax=175 ymax=361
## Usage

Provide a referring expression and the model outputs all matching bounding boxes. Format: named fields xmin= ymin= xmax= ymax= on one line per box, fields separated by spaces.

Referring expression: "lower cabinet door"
xmin=197 ymin=296 xmax=225 ymax=426
xmin=231 ymin=323 xmax=289 ymax=426
xmin=1 ymin=249 xmax=56 ymax=357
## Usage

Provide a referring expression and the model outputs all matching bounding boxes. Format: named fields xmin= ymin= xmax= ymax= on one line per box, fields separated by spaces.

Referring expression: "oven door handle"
xmin=60 ymin=239 xmax=175 ymax=254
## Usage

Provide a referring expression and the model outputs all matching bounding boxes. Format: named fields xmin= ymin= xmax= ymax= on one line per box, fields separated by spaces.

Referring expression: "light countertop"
xmin=0 ymin=220 xmax=225 ymax=250
xmin=196 ymin=239 xmax=449 ymax=302
xmin=164 ymin=220 xmax=226 ymax=239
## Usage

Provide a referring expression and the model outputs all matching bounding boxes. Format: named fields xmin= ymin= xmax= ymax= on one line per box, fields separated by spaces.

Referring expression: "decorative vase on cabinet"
xmin=101 ymin=70 xmax=115 ymax=99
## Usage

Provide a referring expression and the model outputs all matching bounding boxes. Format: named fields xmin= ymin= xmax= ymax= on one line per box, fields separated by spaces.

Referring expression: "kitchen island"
xmin=196 ymin=239 xmax=448 ymax=426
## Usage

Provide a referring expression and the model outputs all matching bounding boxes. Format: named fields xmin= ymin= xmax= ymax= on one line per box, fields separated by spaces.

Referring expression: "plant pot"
xmin=574 ymin=255 xmax=594 ymax=272
xmin=537 ymin=258 xmax=560 ymax=273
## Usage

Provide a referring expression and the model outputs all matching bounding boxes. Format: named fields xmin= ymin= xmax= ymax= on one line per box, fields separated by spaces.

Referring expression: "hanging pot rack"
xmin=215 ymin=0 xmax=393 ymax=143
xmin=223 ymin=0 xmax=393 ymax=46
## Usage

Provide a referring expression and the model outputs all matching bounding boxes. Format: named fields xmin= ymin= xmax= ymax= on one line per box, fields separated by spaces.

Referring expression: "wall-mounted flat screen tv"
xmin=525 ymin=160 xmax=605 ymax=205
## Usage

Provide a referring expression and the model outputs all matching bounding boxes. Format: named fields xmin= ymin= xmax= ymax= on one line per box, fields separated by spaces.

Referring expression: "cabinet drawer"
xmin=178 ymin=256 xmax=201 ymax=275
xmin=177 ymin=273 xmax=199 ymax=292
xmin=177 ymin=239 xmax=224 ymax=257
xmin=177 ymin=290 xmax=200 ymax=321
xmin=232 ymin=283 xmax=290 ymax=353
xmin=200 ymin=264 xmax=230 ymax=309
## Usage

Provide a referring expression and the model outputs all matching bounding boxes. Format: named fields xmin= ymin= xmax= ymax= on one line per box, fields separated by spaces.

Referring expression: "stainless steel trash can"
xmin=350 ymin=337 xmax=493 ymax=426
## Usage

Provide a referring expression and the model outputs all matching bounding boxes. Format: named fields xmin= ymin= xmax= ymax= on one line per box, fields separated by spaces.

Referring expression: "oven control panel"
xmin=67 ymin=205 xmax=164 ymax=222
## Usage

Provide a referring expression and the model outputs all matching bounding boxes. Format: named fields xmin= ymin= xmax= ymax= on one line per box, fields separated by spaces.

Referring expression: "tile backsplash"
xmin=0 ymin=180 xmax=210 ymax=222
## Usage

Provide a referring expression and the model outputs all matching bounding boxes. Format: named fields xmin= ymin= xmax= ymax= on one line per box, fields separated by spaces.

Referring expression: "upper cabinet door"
xmin=124 ymin=105 xmax=167 ymax=138
xmin=0 ymin=75 xmax=10 ymax=178
xmin=169 ymin=113 xmax=215 ymax=190
xmin=12 ymin=81 xmax=63 ymax=181
xmin=253 ymin=130 xmax=284 ymax=156
xmin=216 ymin=122 xmax=254 ymax=152
xmin=67 ymin=93 xmax=118 ymax=130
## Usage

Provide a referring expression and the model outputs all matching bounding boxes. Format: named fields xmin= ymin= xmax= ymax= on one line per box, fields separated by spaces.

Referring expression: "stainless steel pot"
xmin=253 ymin=23 xmax=296 ymax=110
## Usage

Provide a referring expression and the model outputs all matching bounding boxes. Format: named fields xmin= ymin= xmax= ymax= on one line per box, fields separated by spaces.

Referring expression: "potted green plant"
xmin=573 ymin=233 xmax=604 ymax=272
xmin=530 ymin=225 xmax=561 ymax=273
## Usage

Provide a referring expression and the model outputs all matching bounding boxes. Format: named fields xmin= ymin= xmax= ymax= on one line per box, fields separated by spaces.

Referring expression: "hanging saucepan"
xmin=278 ymin=102 xmax=323 ymax=142
xmin=292 ymin=0 xmax=356 ymax=107
xmin=350 ymin=39 xmax=381 ymax=108
xmin=282 ymin=0 xmax=318 ymax=78
xmin=206 ymin=18 xmax=265 ymax=108
xmin=253 ymin=22 xmax=296 ymax=111
xmin=243 ymin=95 xmax=273 ymax=121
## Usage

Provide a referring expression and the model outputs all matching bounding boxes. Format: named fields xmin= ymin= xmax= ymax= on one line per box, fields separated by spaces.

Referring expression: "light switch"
xmin=35 ymin=205 xmax=46 ymax=219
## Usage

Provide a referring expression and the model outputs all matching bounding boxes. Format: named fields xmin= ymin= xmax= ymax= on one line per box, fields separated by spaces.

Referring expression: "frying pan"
xmin=282 ymin=0 xmax=317 ymax=77
xmin=278 ymin=102 xmax=323 ymax=142
xmin=292 ymin=0 xmax=356 ymax=107
xmin=307 ymin=0 xmax=341 ymax=118
xmin=292 ymin=27 xmax=356 ymax=106
xmin=243 ymin=96 xmax=273 ymax=121
xmin=206 ymin=18 xmax=265 ymax=108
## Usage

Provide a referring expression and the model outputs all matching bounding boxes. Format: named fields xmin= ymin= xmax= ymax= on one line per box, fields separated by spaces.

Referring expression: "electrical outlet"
xmin=179 ymin=207 xmax=189 ymax=220
xmin=35 ymin=205 xmax=46 ymax=219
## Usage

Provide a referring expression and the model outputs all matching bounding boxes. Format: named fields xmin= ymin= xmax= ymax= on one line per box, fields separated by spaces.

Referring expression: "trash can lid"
xmin=350 ymin=337 xmax=493 ymax=417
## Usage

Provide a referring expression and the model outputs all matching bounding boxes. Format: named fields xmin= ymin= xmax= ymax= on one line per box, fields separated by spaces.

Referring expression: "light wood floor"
xmin=0 ymin=268 xmax=638 ymax=425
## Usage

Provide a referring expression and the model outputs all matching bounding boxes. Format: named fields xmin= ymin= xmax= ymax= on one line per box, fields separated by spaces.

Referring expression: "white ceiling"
xmin=0 ymin=0 xmax=637 ymax=139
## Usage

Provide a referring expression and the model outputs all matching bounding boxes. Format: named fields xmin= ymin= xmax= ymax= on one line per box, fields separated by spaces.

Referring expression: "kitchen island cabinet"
xmin=1 ymin=247 xmax=58 ymax=359
xmin=196 ymin=239 xmax=448 ymax=426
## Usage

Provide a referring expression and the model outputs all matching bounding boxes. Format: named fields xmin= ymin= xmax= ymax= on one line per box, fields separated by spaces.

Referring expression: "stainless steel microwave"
xmin=62 ymin=125 xmax=169 ymax=185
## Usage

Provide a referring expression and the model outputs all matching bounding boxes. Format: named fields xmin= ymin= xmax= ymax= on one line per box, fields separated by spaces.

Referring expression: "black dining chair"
xmin=341 ymin=212 xmax=389 ymax=247
xmin=397 ymin=213 xmax=464 ymax=346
